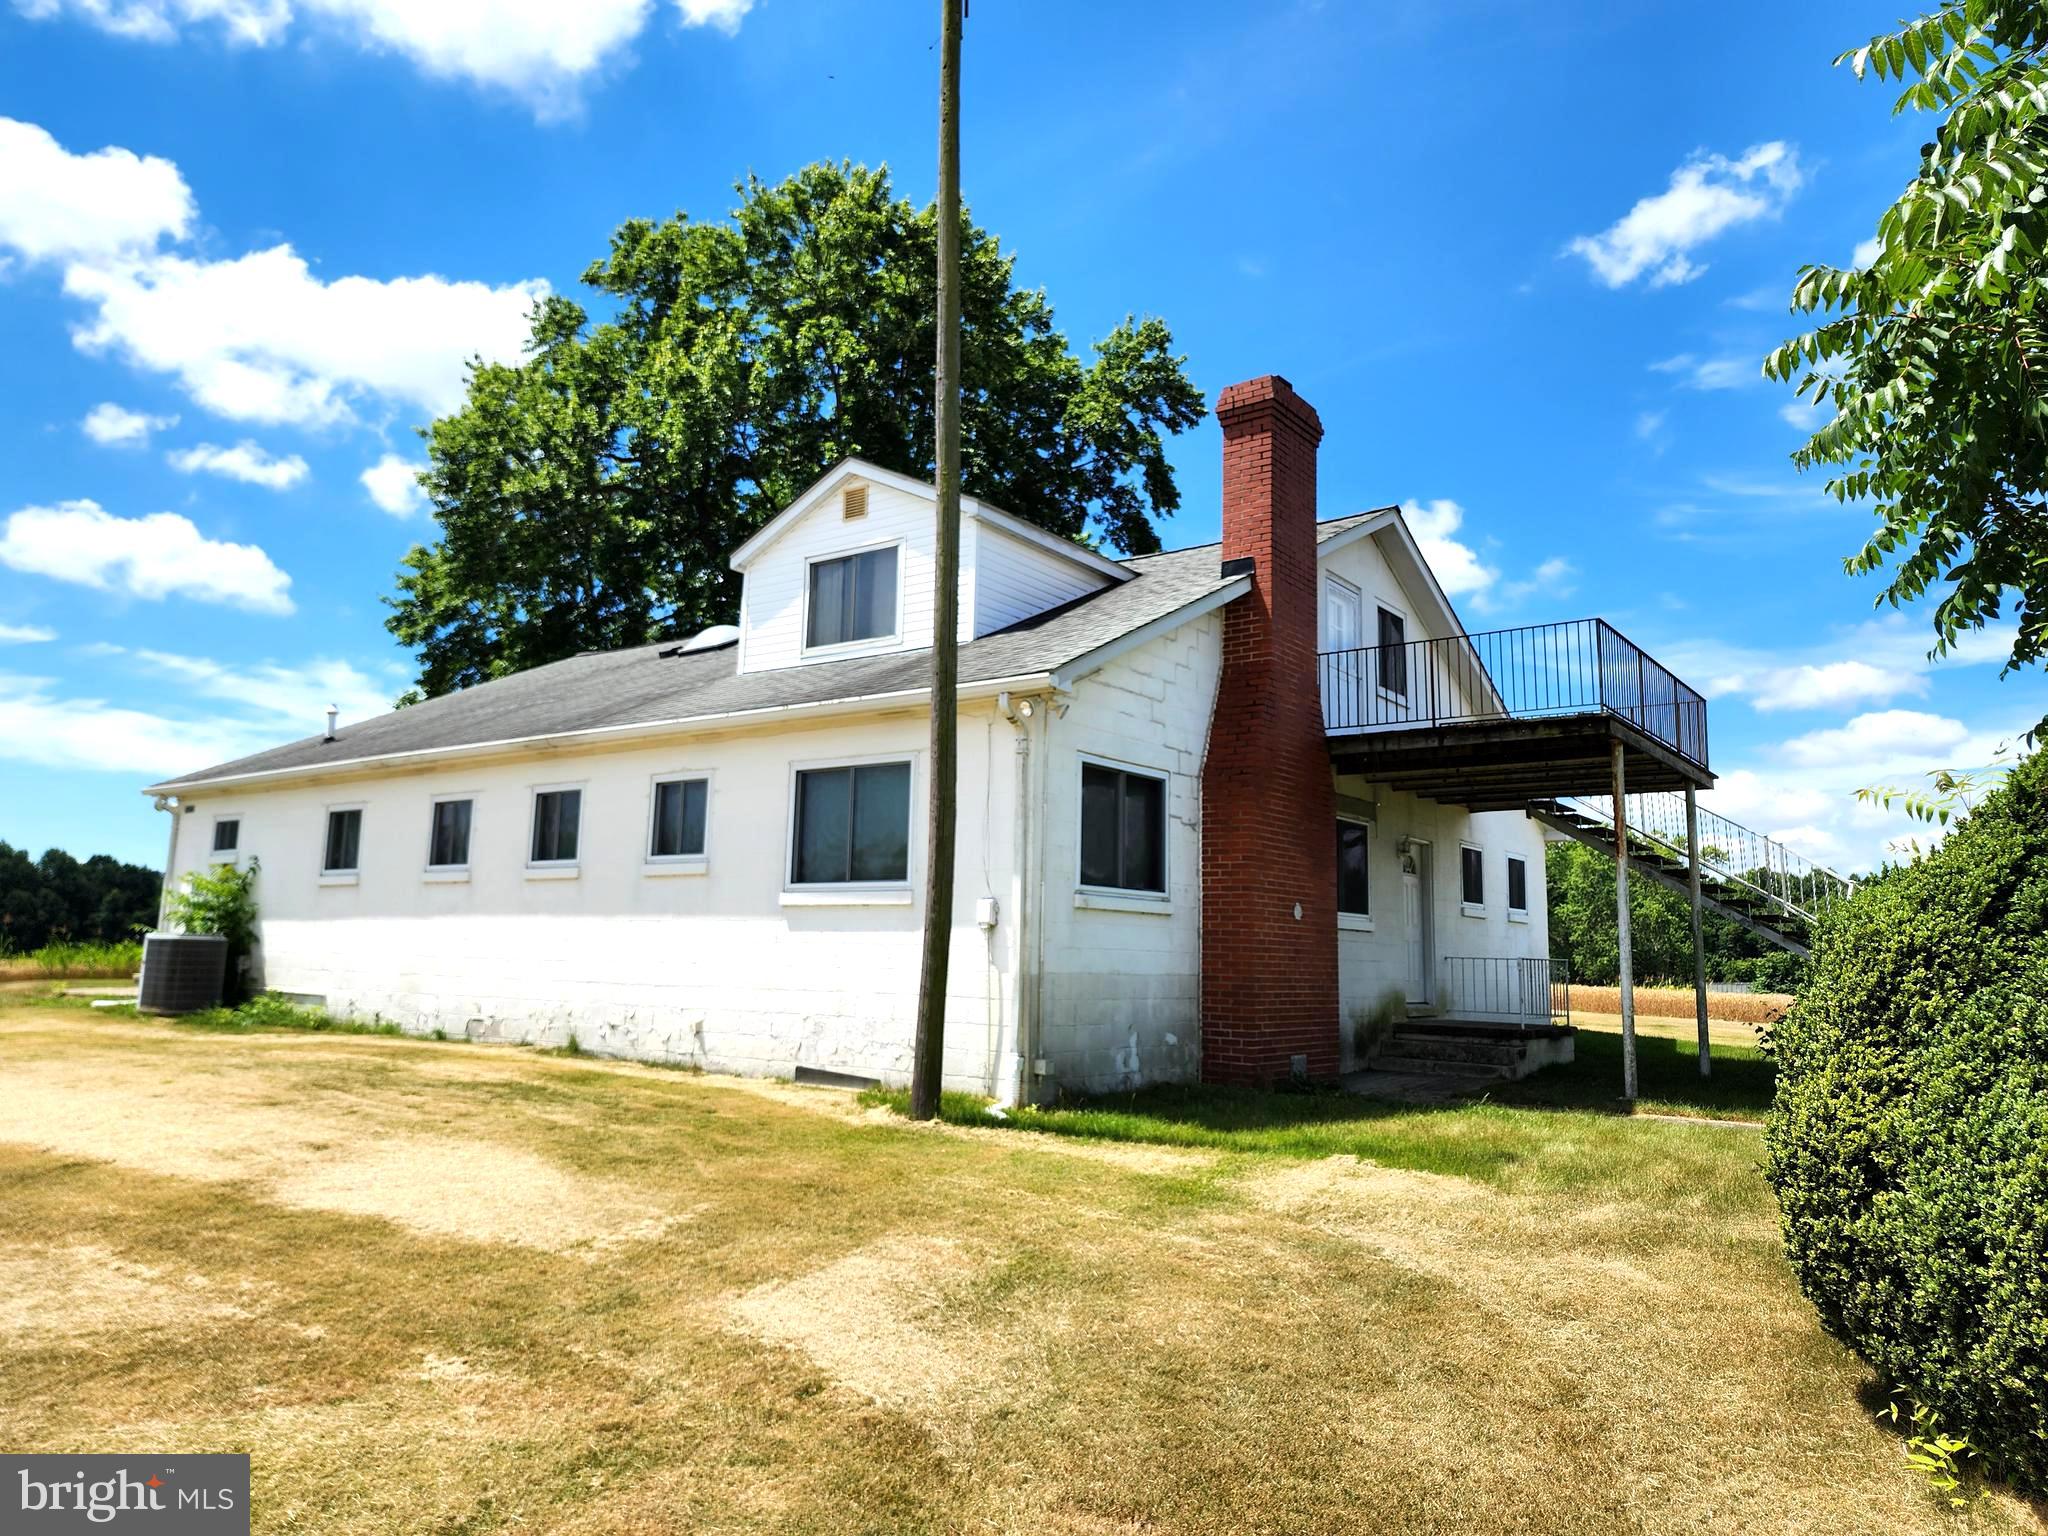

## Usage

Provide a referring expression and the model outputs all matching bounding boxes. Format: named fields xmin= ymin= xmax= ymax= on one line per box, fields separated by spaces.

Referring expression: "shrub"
xmin=163 ymin=859 xmax=260 ymax=1005
xmin=1764 ymin=751 xmax=2048 ymax=1494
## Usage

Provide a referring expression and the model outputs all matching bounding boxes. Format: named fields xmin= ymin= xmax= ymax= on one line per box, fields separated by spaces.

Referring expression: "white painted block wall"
xmin=170 ymin=705 xmax=1025 ymax=1094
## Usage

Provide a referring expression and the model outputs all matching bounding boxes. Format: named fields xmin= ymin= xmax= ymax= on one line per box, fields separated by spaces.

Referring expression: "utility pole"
xmin=910 ymin=0 xmax=964 ymax=1120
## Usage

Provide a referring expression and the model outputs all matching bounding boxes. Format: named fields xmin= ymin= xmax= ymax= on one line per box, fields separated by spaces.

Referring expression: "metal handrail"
xmin=1559 ymin=793 xmax=1855 ymax=924
xmin=1439 ymin=955 xmax=1570 ymax=1029
xmin=1318 ymin=617 xmax=1710 ymax=770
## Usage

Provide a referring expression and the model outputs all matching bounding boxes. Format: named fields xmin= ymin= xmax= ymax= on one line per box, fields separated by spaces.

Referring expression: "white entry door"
xmin=1321 ymin=578 xmax=1364 ymax=728
xmin=1402 ymin=842 xmax=1432 ymax=1008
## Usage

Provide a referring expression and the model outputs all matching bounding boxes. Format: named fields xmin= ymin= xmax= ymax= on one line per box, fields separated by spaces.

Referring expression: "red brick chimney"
xmin=1200 ymin=375 xmax=1340 ymax=1085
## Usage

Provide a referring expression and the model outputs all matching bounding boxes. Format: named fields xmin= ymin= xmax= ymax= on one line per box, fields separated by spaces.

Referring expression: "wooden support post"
xmin=1685 ymin=785 xmax=1710 ymax=1079
xmin=1612 ymin=741 xmax=1638 ymax=1101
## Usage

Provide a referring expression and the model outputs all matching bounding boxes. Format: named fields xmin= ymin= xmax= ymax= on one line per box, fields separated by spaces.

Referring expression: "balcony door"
xmin=1320 ymin=577 xmax=1364 ymax=729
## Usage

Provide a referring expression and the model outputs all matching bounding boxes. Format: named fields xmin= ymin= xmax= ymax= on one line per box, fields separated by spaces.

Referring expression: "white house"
xmin=146 ymin=375 xmax=1705 ymax=1100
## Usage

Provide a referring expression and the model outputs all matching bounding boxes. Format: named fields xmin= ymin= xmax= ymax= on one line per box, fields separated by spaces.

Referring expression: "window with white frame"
xmin=805 ymin=545 xmax=899 ymax=649
xmin=1079 ymin=761 xmax=1167 ymax=895
xmin=1507 ymin=854 xmax=1529 ymax=916
xmin=529 ymin=788 xmax=582 ymax=865
xmin=1460 ymin=843 xmax=1485 ymax=909
xmin=211 ymin=817 xmax=240 ymax=856
xmin=428 ymin=798 xmax=473 ymax=869
xmin=322 ymin=808 xmax=362 ymax=874
xmin=1336 ymin=819 xmax=1370 ymax=918
xmin=649 ymin=776 xmax=709 ymax=861
xmin=790 ymin=761 xmax=911 ymax=885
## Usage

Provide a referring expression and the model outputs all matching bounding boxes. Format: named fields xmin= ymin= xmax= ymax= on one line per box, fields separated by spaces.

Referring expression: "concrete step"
xmin=1367 ymin=1053 xmax=1515 ymax=1081
xmin=1386 ymin=1031 xmax=1530 ymax=1067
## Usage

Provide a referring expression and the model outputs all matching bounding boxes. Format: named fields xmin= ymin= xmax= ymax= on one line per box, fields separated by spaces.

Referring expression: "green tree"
xmin=387 ymin=162 xmax=1205 ymax=700
xmin=1766 ymin=2 xmax=2048 ymax=736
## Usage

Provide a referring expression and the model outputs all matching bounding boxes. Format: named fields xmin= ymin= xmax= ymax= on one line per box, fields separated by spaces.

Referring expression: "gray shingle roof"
xmin=147 ymin=509 xmax=1392 ymax=793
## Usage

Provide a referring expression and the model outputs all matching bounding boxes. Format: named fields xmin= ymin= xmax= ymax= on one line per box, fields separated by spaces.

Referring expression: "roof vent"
xmin=841 ymin=483 xmax=868 ymax=521
xmin=676 ymin=624 xmax=740 ymax=653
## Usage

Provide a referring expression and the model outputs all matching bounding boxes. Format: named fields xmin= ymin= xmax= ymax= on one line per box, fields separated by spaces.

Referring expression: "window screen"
xmin=792 ymin=762 xmax=911 ymax=884
xmin=530 ymin=789 xmax=581 ymax=864
xmin=1507 ymin=855 xmax=1528 ymax=913
xmin=806 ymin=547 xmax=899 ymax=648
xmin=429 ymin=799 xmax=472 ymax=868
xmin=1079 ymin=763 xmax=1166 ymax=894
xmin=212 ymin=819 xmax=239 ymax=854
xmin=1461 ymin=845 xmax=1485 ymax=906
xmin=1377 ymin=608 xmax=1408 ymax=697
xmin=651 ymin=778 xmax=709 ymax=859
xmin=1336 ymin=821 xmax=1370 ymax=916
xmin=323 ymin=809 xmax=361 ymax=873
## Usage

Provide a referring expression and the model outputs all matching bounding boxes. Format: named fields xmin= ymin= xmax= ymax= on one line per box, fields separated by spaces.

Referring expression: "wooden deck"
xmin=1326 ymin=710 xmax=1712 ymax=812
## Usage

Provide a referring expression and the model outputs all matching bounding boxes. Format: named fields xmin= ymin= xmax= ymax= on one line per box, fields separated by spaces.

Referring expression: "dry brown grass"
xmin=1572 ymin=983 xmax=1792 ymax=1025
xmin=0 ymin=998 xmax=2036 ymax=1536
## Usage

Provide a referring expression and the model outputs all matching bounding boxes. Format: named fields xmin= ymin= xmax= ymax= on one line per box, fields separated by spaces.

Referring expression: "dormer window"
xmin=805 ymin=544 xmax=899 ymax=650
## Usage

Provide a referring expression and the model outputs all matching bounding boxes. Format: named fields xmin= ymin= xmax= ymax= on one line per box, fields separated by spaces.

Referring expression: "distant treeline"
xmin=0 ymin=841 xmax=162 ymax=954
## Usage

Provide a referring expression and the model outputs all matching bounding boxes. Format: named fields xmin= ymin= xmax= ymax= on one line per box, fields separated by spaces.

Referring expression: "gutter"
xmin=142 ymin=670 xmax=1058 ymax=798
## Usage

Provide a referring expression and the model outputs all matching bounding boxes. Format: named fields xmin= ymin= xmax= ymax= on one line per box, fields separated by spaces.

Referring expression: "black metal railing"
xmin=1318 ymin=618 xmax=1710 ymax=770
xmin=1438 ymin=955 xmax=1570 ymax=1029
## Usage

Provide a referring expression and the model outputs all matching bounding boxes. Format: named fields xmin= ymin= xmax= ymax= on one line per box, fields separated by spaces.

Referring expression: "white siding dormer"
xmin=731 ymin=460 xmax=1126 ymax=674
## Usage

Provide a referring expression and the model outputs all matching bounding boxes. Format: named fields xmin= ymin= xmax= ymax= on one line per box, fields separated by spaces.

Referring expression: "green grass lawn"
xmin=4 ymin=993 xmax=2029 ymax=1534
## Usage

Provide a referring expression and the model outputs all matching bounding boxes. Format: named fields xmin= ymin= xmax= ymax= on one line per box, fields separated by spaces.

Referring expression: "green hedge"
xmin=1764 ymin=752 xmax=2048 ymax=1492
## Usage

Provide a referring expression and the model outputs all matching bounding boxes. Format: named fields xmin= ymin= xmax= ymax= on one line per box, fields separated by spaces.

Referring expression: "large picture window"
xmin=806 ymin=546 xmax=899 ymax=649
xmin=650 ymin=776 xmax=709 ymax=860
xmin=530 ymin=788 xmax=582 ymax=865
xmin=1336 ymin=820 xmax=1371 ymax=917
xmin=1079 ymin=762 xmax=1166 ymax=895
xmin=323 ymin=808 xmax=361 ymax=874
xmin=791 ymin=761 xmax=911 ymax=885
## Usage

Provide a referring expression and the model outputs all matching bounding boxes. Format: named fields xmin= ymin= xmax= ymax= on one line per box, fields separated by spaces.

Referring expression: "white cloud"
xmin=120 ymin=645 xmax=395 ymax=727
xmin=1568 ymin=141 xmax=1804 ymax=288
xmin=1702 ymin=710 xmax=2032 ymax=874
xmin=1633 ymin=409 xmax=1666 ymax=441
xmin=1667 ymin=616 xmax=2020 ymax=716
xmin=1780 ymin=708 xmax=1972 ymax=768
xmin=360 ymin=452 xmax=428 ymax=516
xmin=66 ymin=244 xmax=545 ymax=427
xmin=0 ymin=498 xmax=293 ymax=613
xmin=167 ymin=439 xmax=310 ymax=490
xmin=0 ymin=115 xmax=193 ymax=265
xmin=1499 ymin=555 xmax=1576 ymax=609
xmin=1400 ymin=498 xmax=1497 ymax=602
xmin=0 ymin=671 xmax=285 ymax=775
xmin=1649 ymin=352 xmax=1757 ymax=390
xmin=1779 ymin=399 xmax=1824 ymax=431
xmin=82 ymin=401 xmax=177 ymax=447
xmin=1852 ymin=236 xmax=1882 ymax=269
xmin=18 ymin=0 xmax=752 ymax=112
xmin=0 ymin=623 xmax=56 ymax=643
xmin=0 ymin=643 xmax=395 ymax=778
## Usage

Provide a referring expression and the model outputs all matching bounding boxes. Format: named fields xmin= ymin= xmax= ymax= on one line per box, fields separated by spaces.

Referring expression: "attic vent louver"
xmin=842 ymin=483 xmax=868 ymax=521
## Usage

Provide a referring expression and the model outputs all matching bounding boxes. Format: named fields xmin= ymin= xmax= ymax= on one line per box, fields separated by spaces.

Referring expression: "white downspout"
xmin=152 ymin=794 xmax=182 ymax=930
xmin=997 ymin=691 xmax=1034 ymax=1106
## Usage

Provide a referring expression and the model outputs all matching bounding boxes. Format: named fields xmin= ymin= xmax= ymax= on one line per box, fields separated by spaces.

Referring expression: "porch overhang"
xmin=1328 ymin=711 xmax=1712 ymax=812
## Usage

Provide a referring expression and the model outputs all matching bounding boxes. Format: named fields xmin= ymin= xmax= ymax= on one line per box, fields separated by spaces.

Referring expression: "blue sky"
xmin=0 ymin=0 xmax=2037 ymax=874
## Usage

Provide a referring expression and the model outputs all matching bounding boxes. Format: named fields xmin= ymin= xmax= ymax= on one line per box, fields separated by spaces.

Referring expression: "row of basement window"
xmin=207 ymin=760 xmax=1528 ymax=913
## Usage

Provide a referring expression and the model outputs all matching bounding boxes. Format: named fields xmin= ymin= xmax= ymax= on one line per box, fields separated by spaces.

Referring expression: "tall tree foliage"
xmin=0 ymin=842 xmax=161 ymax=953
xmin=1766 ymin=2 xmax=2048 ymax=736
xmin=387 ymin=162 xmax=1205 ymax=700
